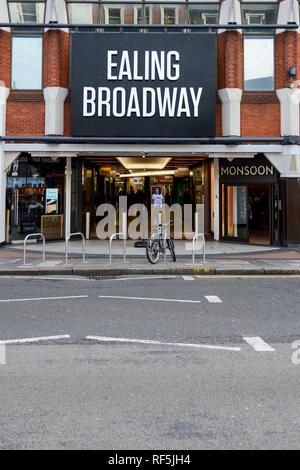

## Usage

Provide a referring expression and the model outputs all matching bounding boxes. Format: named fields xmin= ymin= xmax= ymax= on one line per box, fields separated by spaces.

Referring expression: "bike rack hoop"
xmin=23 ymin=233 xmax=46 ymax=265
xmin=65 ymin=232 xmax=86 ymax=264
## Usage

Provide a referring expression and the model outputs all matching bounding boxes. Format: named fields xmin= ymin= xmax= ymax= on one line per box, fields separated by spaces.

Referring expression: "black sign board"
xmin=220 ymin=156 xmax=278 ymax=184
xmin=70 ymin=33 xmax=216 ymax=137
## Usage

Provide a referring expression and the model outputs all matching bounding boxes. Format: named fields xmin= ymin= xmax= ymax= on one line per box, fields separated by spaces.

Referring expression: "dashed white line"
xmin=98 ymin=295 xmax=201 ymax=304
xmin=86 ymin=335 xmax=241 ymax=352
xmin=182 ymin=276 xmax=195 ymax=281
xmin=0 ymin=295 xmax=89 ymax=303
xmin=0 ymin=335 xmax=71 ymax=345
xmin=205 ymin=296 xmax=223 ymax=303
xmin=243 ymin=336 xmax=275 ymax=352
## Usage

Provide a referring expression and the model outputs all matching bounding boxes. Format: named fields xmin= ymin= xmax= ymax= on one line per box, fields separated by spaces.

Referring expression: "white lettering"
xmin=151 ymin=52 xmax=165 ymax=81
xmin=112 ymin=87 xmax=126 ymax=117
xmin=157 ymin=87 xmax=178 ymax=117
xmin=189 ymin=87 xmax=203 ymax=117
xmin=97 ymin=87 xmax=111 ymax=117
xmin=143 ymin=88 xmax=156 ymax=117
xmin=133 ymin=51 xmax=143 ymax=80
xmin=107 ymin=51 xmax=118 ymax=80
xmin=118 ymin=51 xmax=132 ymax=80
xmin=177 ymin=87 xmax=191 ymax=117
xmin=83 ymin=87 xmax=96 ymax=117
xmin=167 ymin=51 xmax=180 ymax=81
xmin=127 ymin=87 xmax=141 ymax=117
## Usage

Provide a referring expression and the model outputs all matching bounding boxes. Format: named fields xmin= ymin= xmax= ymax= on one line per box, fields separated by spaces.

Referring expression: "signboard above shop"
xmin=70 ymin=33 xmax=216 ymax=138
xmin=219 ymin=155 xmax=278 ymax=184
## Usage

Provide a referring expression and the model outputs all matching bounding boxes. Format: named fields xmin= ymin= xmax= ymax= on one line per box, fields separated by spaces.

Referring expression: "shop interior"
xmin=79 ymin=154 xmax=209 ymax=239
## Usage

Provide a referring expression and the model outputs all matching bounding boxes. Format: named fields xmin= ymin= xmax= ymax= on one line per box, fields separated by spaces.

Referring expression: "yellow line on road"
xmin=195 ymin=274 xmax=300 ymax=279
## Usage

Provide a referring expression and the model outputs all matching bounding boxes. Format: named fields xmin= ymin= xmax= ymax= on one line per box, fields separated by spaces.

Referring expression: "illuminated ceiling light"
xmin=117 ymin=157 xmax=172 ymax=170
xmin=120 ymin=170 xmax=175 ymax=178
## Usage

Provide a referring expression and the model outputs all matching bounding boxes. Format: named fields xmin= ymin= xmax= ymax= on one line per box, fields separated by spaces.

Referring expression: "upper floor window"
xmin=160 ymin=6 xmax=178 ymax=25
xmin=66 ymin=1 xmax=221 ymax=26
xmin=135 ymin=6 xmax=151 ymax=25
xmin=8 ymin=2 xmax=45 ymax=23
xmin=244 ymin=35 xmax=274 ymax=91
xmin=11 ymin=35 xmax=43 ymax=90
xmin=67 ymin=3 xmax=99 ymax=24
xmin=241 ymin=3 xmax=278 ymax=26
xmin=188 ymin=4 xmax=220 ymax=25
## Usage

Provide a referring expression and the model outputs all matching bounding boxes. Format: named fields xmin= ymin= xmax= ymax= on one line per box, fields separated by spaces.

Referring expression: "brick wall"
xmin=0 ymin=30 xmax=11 ymax=87
xmin=3 ymin=26 xmax=299 ymax=138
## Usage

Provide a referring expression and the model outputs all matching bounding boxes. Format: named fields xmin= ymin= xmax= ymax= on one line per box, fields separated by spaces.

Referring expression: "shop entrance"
xmin=79 ymin=155 xmax=208 ymax=239
xmin=248 ymin=184 xmax=269 ymax=245
xmin=221 ymin=183 xmax=280 ymax=245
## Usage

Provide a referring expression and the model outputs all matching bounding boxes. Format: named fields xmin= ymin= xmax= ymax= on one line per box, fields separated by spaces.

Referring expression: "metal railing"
xmin=192 ymin=212 xmax=206 ymax=264
xmin=109 ymin=212 xmax=127 ymax=263
xmin=65 ymin=232 xmax=86 ymax=264
xmin=23 ymin=233 xmax=45 ymax=265
xmin=0 ymin=23 xmax=297 ymax=31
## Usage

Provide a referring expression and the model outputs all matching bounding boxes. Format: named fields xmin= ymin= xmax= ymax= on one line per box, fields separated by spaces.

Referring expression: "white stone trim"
xmin=4 ymin=152 xmax=20 ymax=171
xmin=276 ymin=88 xmax=300 ymax=136
xmin=43 ymin=87 xmax=68 ymax=136
xmin=3 ymin=143 xmax=288 ymax=155
xmin=0 ymin=0 xmax=10 ymax=32
xmin=218 ymin=88 xmax=242 ymax=137
xmin=45 ymin=0 xmax=68 ymax=33
xmin=218 ymin=0 xmax=242 ymax=34
xmin=276 ymin=0 xmax=300 ymax=35
xmin=265 ymin=152 xmax=300 ymax=177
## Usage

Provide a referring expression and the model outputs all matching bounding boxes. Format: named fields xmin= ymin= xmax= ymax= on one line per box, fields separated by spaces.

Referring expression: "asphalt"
xmin=1 ymin=239 xmax=300 ymax=277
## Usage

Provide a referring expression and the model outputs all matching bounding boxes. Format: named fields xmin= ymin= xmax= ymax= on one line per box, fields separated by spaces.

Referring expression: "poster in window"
xmin=45 ymin=188 xmax=59 ymax=215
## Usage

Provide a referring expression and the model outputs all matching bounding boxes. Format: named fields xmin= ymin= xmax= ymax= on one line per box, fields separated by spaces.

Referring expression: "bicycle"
xmin=146 ymin=220 xmax=176 ymax=264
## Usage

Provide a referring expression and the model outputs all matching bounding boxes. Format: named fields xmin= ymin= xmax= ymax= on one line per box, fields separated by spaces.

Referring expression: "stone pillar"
xmin=213 ymin=158 xmax=220 ymax=241
xmin=218 ymin=88 xmax=242 ymax=136
xmin=43 ymin=87 xmax=68 ymax=135
xmin=276 ymin=0 xmax=300 ymax=137
xmin=218 ymin=0 xmax=243 ymax=136
xmin=43 ymin=0 xmax=69 ymax=136
xmin=65 ymin=157 xmax=72 ymax=239
xmin=276 ymin=89 xmax=300 ymax=136
xmin=0 ymin=87 xmax=10 ymax=244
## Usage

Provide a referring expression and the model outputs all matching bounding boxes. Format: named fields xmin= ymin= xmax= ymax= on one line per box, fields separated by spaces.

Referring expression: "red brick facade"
xmin=0 ymin=26 xmax=297 ymax=138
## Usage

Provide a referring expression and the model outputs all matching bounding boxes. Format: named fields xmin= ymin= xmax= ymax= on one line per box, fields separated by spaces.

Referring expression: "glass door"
xmin=222 ymin=184 xmax=249 ymax=241
xmin=270 ymin=183 xmax=280 ymax=244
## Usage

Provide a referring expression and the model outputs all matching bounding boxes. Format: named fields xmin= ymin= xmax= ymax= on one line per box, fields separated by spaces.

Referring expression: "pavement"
xmin=1 ymin=238 xmax=300 ymax=276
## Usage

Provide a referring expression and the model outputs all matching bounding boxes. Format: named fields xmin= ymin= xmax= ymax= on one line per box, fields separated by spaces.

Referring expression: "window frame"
xmin=7 ymin=1 xmax=46 ymax=24
xmin=243 ymin=34 xmax=276 ymax=93
xmin=103 ymin=5 xmax=125 ymax=24
xmin=11 ymin=33 xmax=44 ymax=91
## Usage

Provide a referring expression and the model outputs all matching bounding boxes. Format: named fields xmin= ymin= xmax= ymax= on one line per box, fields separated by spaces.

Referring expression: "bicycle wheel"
xmin=146 ymin=238 xmax=160 ymax=264
xmin=167 ymin=236 xmax=176 ymax=262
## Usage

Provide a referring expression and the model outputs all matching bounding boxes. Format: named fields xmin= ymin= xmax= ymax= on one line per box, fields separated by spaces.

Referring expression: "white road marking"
xmin=86 ymin=336 xmax=241 ymax=352
xmin=98 ymin=295 xmax=201 ymax=304
xmin=10 ymin=259 xmax=22 ymax=263
xmin=205 ymin=296 xmax=222 ymax=303
xmin=182 ymin=276 xmax=195 ymax=281
xmin=0 ymin=335 xmax=71 ymax=345
xmin=0 ymin=276 xmax=95 ymax=282
xmin=0 ymin=295 xmax=88 ymax=303
xmin=38 ymin=261 xmax=62 ymax=266
xmin=243 ymin=336 xmax=275 ymax=352
xmin=100 ymin=275 xmax=177 ymax=282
